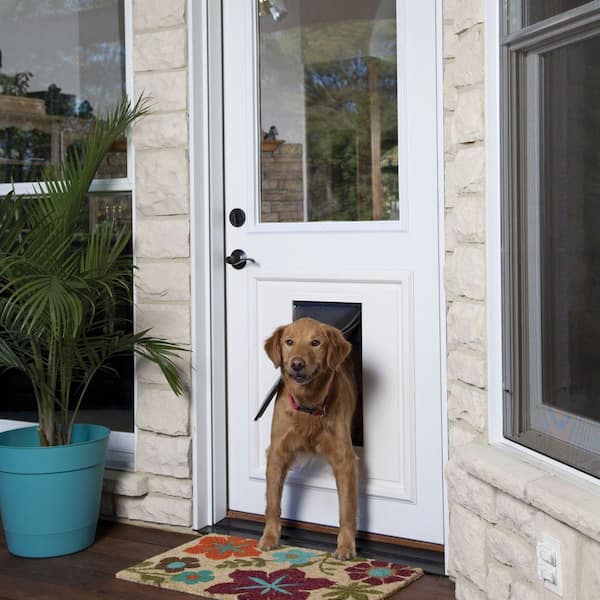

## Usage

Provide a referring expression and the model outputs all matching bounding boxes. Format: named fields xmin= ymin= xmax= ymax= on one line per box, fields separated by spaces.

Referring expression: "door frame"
xmin=188 ymin=0 xmax=449 ymax=563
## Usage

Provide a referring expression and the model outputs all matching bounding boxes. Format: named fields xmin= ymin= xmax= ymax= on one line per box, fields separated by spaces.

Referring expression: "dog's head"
xmin=264 ymin=318 xmax=351 ymax=385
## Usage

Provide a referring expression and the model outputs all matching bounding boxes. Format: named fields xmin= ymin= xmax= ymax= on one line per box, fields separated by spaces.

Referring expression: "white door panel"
xmin=224 ymin=0 xmax=443 ymax=543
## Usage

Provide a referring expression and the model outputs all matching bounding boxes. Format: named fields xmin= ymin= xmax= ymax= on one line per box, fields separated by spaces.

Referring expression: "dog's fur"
xmin=259 ymin=317 xmax=359 ymax=560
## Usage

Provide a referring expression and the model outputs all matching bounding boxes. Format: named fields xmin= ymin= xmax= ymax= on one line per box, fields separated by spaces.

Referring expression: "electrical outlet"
xmin=537 ymin=535 xmax=562 ymax=596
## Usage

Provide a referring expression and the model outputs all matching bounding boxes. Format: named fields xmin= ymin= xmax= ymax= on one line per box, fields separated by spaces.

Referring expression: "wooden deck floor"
xmin=0 ymin=521 xmax=455 ymax=599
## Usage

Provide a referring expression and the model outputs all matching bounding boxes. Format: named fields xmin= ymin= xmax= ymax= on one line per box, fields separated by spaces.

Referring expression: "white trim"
xmin=246 ymin=221 xmax=410 ymax=235
xmin=0 ymin=419 xmax=134 ymax=469
xmin=106 ymin=429 xmax=135 ymax=470
xmin=124 ymin=0 xmax=135 ymax=192
xmin=189 ymin=0 xmax=211 ymax=530
xmin=486 ymin=0 xmax=504 ymax=445
xmin=0 ymin=420 xmax=35 ymax=431
xmin=125 ymin=0 xmax=137 ymax=473
xmin=0 ymin=178 xmax=134 ymax=197
xmin=396 ymin=0 xmax=410 ymax=231
xmin=435 ymin=0 xmax=449 ymax=574
xmin=485 ymin=0 xmax=600 ymax=488
xmin=207 ymin=0 xmax=228 ymax=526
xmin=189 ymin=0 xmax=228 ymax=530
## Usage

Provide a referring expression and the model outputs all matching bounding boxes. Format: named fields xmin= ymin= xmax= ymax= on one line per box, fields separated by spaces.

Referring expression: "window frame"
xmin=0 ymin=0 xmax=136 ymax=470
xmin=496 ymin=0 xmax=600 ymax=478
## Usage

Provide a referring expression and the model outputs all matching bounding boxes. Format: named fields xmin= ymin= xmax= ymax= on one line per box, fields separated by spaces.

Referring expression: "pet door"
xmin=293 ymin=301 xmax=363 ymax=447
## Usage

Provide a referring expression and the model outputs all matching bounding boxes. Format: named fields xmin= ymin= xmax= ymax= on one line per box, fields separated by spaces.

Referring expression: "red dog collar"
xmin=288 ymin=374 xmax=335 ymax=417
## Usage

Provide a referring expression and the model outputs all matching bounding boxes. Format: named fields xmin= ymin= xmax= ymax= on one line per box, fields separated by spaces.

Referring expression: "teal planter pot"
xmin=0 ymin=424 xmax=110 ymax=558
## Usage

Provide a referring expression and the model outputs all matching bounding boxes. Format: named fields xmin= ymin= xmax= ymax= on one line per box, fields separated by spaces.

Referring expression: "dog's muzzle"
xmin=286 ymin=362 xmax=319 ymax=384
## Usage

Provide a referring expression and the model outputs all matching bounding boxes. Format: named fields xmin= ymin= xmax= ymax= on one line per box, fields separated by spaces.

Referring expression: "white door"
xmin=224 ymin=0 xmax=443 ymax=544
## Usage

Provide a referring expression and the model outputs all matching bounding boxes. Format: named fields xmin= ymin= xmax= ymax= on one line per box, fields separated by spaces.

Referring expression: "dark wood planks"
xmin=0 ymin=520 xmax=455 ymax=599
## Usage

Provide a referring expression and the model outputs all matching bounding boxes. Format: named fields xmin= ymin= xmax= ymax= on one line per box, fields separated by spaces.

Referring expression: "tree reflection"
xmin=305 ymin=55 xmax=398 ymax=221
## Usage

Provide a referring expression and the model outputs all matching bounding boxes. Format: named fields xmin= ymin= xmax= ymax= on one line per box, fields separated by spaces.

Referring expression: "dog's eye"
xmin=311 ymin=339 xmax=321 ymax=347
xmin=285 ymin=338 xmax=294 ymax=346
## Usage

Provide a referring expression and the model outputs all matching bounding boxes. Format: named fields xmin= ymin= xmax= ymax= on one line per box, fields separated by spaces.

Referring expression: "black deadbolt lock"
xmin=229 ymin=208 xmax=246 ymax=227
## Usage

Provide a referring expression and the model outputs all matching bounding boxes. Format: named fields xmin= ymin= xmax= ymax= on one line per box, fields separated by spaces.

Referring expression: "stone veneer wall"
xmin=444 ymin=2 xmax=600 ymax=599
xmin=100 ymin=0 xmax=194 ymax=529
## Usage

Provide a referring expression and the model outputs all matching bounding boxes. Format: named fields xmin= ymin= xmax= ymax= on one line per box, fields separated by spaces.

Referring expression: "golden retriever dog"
xmin=259 ymin=317 xmax=358 ymax=560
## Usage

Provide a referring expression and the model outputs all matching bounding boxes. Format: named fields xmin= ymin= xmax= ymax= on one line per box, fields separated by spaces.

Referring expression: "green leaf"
xmin=322 ymin=583 xmax=384 ymax=600
xmin=318 ymin=554 xmax=346 ymax=576
xmin=140 ymin=573 xmax=165 ymax=585
xmin=131 ymin=561 xmax=155 ymax=569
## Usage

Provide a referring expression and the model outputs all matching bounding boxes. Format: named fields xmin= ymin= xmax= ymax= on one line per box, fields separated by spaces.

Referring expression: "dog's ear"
xmin=325 ymin=325 xmax=352 ymax=371
xmin=264 ymin=325 xmax=286 ymax=368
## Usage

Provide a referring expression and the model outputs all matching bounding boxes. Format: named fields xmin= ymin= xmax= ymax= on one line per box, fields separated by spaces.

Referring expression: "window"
xmin=258 ymin=0 xmax=399 ymax=223
xmin=0 ymin=1 xmax=135 ymax=442
xmin=502 ymin=1 xmax=600 ymax=476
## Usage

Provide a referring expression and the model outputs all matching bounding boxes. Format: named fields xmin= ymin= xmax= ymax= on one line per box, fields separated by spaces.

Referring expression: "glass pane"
xmin=258 ymin=0 xmax=398 ymax=223
xmin=540 ymin=36 xmax=600 ymax=425
xmin=523 ymin=0 xmax=593 ymax=28
xmin=0 ymin=0 xmax=126 ymax=183
xmin=0 ymin=192 xmax=134 ymax=432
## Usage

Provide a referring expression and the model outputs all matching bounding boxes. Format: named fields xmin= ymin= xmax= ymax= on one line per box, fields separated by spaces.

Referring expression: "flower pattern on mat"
xmin=206 ymin=567 xmax=335 ymax=600
xmin=170 ymin=570 xmax=215 ymax=585
xmin=345 ymin=560 xmax=417 ymax=586
xmin=272 ymin=548 xmax=320 ymax=566
xmin=322 ymin=582 xmax=385 ymax=600
xmin=155 ymin=556 xmax=200 ymax=573
xmin=184 ymin=535 xmax=261 ymax=560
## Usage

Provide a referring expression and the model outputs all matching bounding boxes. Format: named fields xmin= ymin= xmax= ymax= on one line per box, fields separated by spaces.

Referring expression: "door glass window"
xmin=258 ymin=0 xmax=398 ymax=223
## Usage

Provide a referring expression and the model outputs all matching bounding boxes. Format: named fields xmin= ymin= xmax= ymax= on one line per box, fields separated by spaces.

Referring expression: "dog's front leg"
xmin=259 ymin=444 xmax=294 ymax=551
xmin=330 ymin=447 xmax=359 ymax=560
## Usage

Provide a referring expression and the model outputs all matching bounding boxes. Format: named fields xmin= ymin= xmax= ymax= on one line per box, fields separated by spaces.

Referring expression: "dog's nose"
xmin=290 ymin=358 xmax=305 ymax=372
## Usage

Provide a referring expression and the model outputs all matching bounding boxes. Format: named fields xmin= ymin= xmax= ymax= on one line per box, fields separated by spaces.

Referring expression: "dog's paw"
xmin=334 ymin=529 xmax=356 ymax=560
xmin=258 ymin=533 xmax=280 ymax=551
xmin=333 ymin=543 xmax=356 ymax=561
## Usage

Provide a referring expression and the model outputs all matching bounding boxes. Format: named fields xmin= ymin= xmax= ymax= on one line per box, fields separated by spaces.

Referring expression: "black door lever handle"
xmin=225 ymin=249 xmax=257 ymax=270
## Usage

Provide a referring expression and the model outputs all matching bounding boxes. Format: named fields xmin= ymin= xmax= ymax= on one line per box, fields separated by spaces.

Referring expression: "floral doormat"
xmin=116 ymin=534 xmax=424 ymax=599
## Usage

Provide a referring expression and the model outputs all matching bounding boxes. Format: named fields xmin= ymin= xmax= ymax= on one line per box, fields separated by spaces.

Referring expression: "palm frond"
xmin=133 ymin=333 xmax=187 ymax=397
xmin=0 ymin=331 xmax=28 ymax=373
xmin=65 ymin=331 xmax=186 ymax=438
xmin=36 ymin=96 xmax=151 ymax=229
xmin=0 ymin=191 xmax=27 ymax=255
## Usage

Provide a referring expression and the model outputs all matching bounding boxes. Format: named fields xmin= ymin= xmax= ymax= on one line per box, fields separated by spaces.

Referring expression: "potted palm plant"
xmin=0 ymin=97 xmax=185 ymax=558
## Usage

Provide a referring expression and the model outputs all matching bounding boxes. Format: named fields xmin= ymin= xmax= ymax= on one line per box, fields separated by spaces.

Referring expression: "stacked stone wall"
xmin=444 ymin=3 xmax=600 ymax=598
xmin=100 ymin=0 xmax=193 ymax=529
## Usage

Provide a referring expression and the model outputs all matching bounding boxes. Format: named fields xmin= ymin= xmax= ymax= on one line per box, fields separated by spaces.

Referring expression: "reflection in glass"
xmin=259 ymin=0 xmax=398 ymax=223
xmin=0 ymin=0 xmax=126 ymax=183
xmin=523 ymin=0 xmax=592 ymax=27
xmin=0 ymin=192 xmax=134 ymax=432
xmin=540 ymin=36 xmax=600 ymax=425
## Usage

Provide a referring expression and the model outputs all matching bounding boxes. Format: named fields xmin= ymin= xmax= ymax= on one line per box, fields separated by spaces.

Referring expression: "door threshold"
xmin=199 ymin=512 xmax=446 ymax=576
